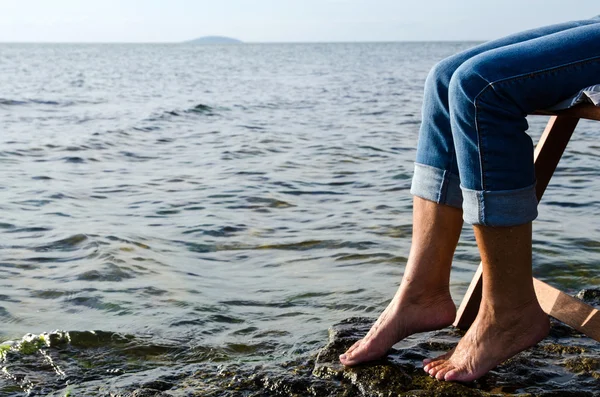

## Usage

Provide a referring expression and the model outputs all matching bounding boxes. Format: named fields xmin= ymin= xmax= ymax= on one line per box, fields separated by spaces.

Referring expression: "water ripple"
xmin=0 ymin=42 xmax=597 ymax=396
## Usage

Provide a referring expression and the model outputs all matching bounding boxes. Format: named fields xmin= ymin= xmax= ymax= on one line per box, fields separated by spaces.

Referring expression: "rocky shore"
xmin=4 ymin=290 xmax=598 ymax=396
xmin=115 ymin=290 xmax=599 ymax=397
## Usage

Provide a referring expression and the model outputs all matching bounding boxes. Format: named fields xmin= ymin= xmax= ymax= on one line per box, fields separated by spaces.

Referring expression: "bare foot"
xmin=423 ymin=300 xmax=550 ymax=382
xmin=339 ymin=286 xmax=456 ymax=366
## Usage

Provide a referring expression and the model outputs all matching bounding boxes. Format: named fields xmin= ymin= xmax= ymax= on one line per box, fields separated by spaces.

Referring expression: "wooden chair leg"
xmin=534 ymin=279 xmax=600 ymax=342
xmin=532 ymin=115 xmax=580 ymax=200
xmin=454 ymin=264 xmax=483 ymax=330
xmin=455 ymin=267 xmax=600 ymax=342
xmin=454 ymin=115 xmax=588 ymax=333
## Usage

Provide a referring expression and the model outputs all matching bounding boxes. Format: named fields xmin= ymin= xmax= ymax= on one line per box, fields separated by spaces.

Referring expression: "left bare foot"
xmin=423 ymin=300 xmax=550 ymax=382
xmin=339 ymin=284 xmax=456 ymax=366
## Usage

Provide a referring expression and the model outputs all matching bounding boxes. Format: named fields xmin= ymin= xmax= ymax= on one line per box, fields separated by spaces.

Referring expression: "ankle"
xmin=400 ymin=276 xmax=450 ymax=294
xmin=479 ymin=297 xmax=544 ymax=320
xmin=397 ymin=282 xmax=453 ymax=307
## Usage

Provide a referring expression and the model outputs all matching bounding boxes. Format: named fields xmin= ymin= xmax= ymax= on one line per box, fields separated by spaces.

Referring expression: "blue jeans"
xmin=411 ymin=17 xmax=600 ymax=226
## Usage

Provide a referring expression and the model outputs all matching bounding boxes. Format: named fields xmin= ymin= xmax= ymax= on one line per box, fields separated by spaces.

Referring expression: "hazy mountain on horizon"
xmin=187 ymin=36 xmax=242 ymax=44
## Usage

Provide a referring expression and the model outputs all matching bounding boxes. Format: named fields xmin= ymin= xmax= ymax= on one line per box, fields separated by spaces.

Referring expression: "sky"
xmin=1 ymin=0 xmax=598 ymax=43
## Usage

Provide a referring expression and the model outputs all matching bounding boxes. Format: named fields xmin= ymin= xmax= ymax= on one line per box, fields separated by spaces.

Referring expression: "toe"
xmin=444 ymin=367 xmax=476 ymax=383
xmin=423 ymin=348 xmax=454 ymax=366
xmin=344 ymin=340 xmax=362 ymax=356
xmin=443 ymin=369 xmax=459 ymax=382
xmin=339 ymin=351 xmax=356 ymax=365
xmin=425 ymin=365 xmax=436 ymax=377
xmin=423 ymin=361 xmax=435 ymax=372
xmin=340 ymin=341 xmax=383 ymax=366
xmin=423 ymin=360 xmax=435 ymax=372
xmin=428 ymin=364 xmax=441 ymax=378
xmin=424 ymin=357 xmax=447 ymax=373
xmin=427 ymin=361 xmax=448 ymax=377
xmin=340 ymin=340 xmax=363 ymax=364
xmin=434 ymin=363 xmax=454 ymax=381
xmin=435 ymin=370 xmax=448 ymax=380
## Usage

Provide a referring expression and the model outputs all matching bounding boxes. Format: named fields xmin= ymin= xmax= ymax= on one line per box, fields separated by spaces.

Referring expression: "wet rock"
xmin=535 ymin=392 xmax=596 ymax=397
xmin=541 ymin=342 xmax=587 ymax=355
xmin=2 ymin=289 xmax=599 ymax=396
xmin=314 ymin=318 xmax=484 ymax=396
xmin=313 ymin=314 xmax=600 ymax=397
xmin=139 ymin=380 xmax=174 ymax=391
xmin=576 ymin=289 xmax=600 ymax=307
xmin=564 ymin=357 xmax=600 ymax=374
xmin=129 ymin=389 xmax=172 ymax=397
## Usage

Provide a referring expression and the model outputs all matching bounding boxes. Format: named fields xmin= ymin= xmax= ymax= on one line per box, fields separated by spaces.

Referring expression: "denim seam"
xmin=473 ymin=100 xmax=486 ymax=192
xmin=487 ymin=55 xmax=600 ymax=115
xmin=414 ymin=162 xmax=461 ymax=181
xmin=476 ymin=55 xmax=600 ymax=117
xmin=468 ymin=52 xmax=600 ymax=106
xmin=448 ymin=145 xmax=457 ymax=189
xmin=480 ymin=191 xmax=485 ymax=224
xmin=414 ymin=162 xmax=452 ymax=174
xmin=440 ymin=170 xmax=449 ymax=203
xmin=435 ymin=173 xmax=442 ymax=202
xmin=473 ymin=55 xmax=600 ymax=192
xmin=485 ymin=54 xmax=600 ymax=92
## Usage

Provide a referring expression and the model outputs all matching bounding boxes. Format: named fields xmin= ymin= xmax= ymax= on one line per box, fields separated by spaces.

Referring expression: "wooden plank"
xmin=534 ymin=278 xmax=600 ymax=342
xmin=457 ymin=271 xmax=600 ymax=341
xmin=533 ymin=116 xmax=579 ymax=200
xmin=453 ymin=264 xmax=482 ymax=329
xmin=534 ymin=104 xmax=600 ymax=121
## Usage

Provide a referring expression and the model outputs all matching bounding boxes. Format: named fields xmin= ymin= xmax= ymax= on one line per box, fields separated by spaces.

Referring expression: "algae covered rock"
xmin=313 ymin=317 xmax=485 ymax=396
xmin=313 ymin=314 xmax=600 ymax=397
xmin=0 ymin=331 xmax=70 ymax=358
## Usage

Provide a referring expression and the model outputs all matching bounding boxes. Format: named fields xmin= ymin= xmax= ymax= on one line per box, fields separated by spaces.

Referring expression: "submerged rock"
xmin=313 ymin=303 xmax=600 ymax=396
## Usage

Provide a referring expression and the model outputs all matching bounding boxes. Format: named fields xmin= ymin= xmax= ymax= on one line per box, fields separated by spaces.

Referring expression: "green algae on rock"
xmin=1 ymin=331 xmax=70 ymax=357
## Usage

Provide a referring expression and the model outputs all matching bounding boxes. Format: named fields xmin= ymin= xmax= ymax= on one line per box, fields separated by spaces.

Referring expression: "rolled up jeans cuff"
xmin=410 ymin=163 xmax=463 ymax=209
xmin=461 ymin=183 xmax=538 ymax=226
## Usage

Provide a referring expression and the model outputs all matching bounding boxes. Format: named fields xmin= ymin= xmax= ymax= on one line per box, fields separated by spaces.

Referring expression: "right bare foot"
xmin=339 ymin=286 xmax=456 ymax=366
xmin=423 ymin=300 xmax=550 ymax=382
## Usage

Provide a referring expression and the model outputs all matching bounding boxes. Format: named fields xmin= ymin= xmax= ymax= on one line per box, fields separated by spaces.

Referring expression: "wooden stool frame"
xmin=454 ymin=104 xmax=600 ymax=342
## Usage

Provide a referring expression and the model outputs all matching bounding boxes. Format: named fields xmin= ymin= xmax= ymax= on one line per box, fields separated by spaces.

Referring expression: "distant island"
xmin=187 ymin=36 xmax=243 ymax=44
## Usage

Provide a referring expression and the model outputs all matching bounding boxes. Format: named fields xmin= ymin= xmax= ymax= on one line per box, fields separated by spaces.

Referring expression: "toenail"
xmin=339 ymin=354 xmax=347 ymax=360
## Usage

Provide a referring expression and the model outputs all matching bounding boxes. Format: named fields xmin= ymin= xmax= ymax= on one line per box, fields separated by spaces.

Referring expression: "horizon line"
xmin=0 ymin=39 xmax=485 ymax=45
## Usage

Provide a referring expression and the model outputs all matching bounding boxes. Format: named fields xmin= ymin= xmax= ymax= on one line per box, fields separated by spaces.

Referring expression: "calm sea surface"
xmin=0 ymin=42 xmax=598 ymax=395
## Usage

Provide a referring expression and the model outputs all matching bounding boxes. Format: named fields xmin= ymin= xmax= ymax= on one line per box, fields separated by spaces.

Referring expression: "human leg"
xmin=424 ymin=23 xmax=600 ymax=381
xmin=414 ymin=16 xmax=600 ymax=210
xmin=424 ymin=223 xmax=550 ymax=381
xmin=339 ymin=17 xmax=600 ymax=368
xmin=339 ymin=197 xmax=462 ymax=366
